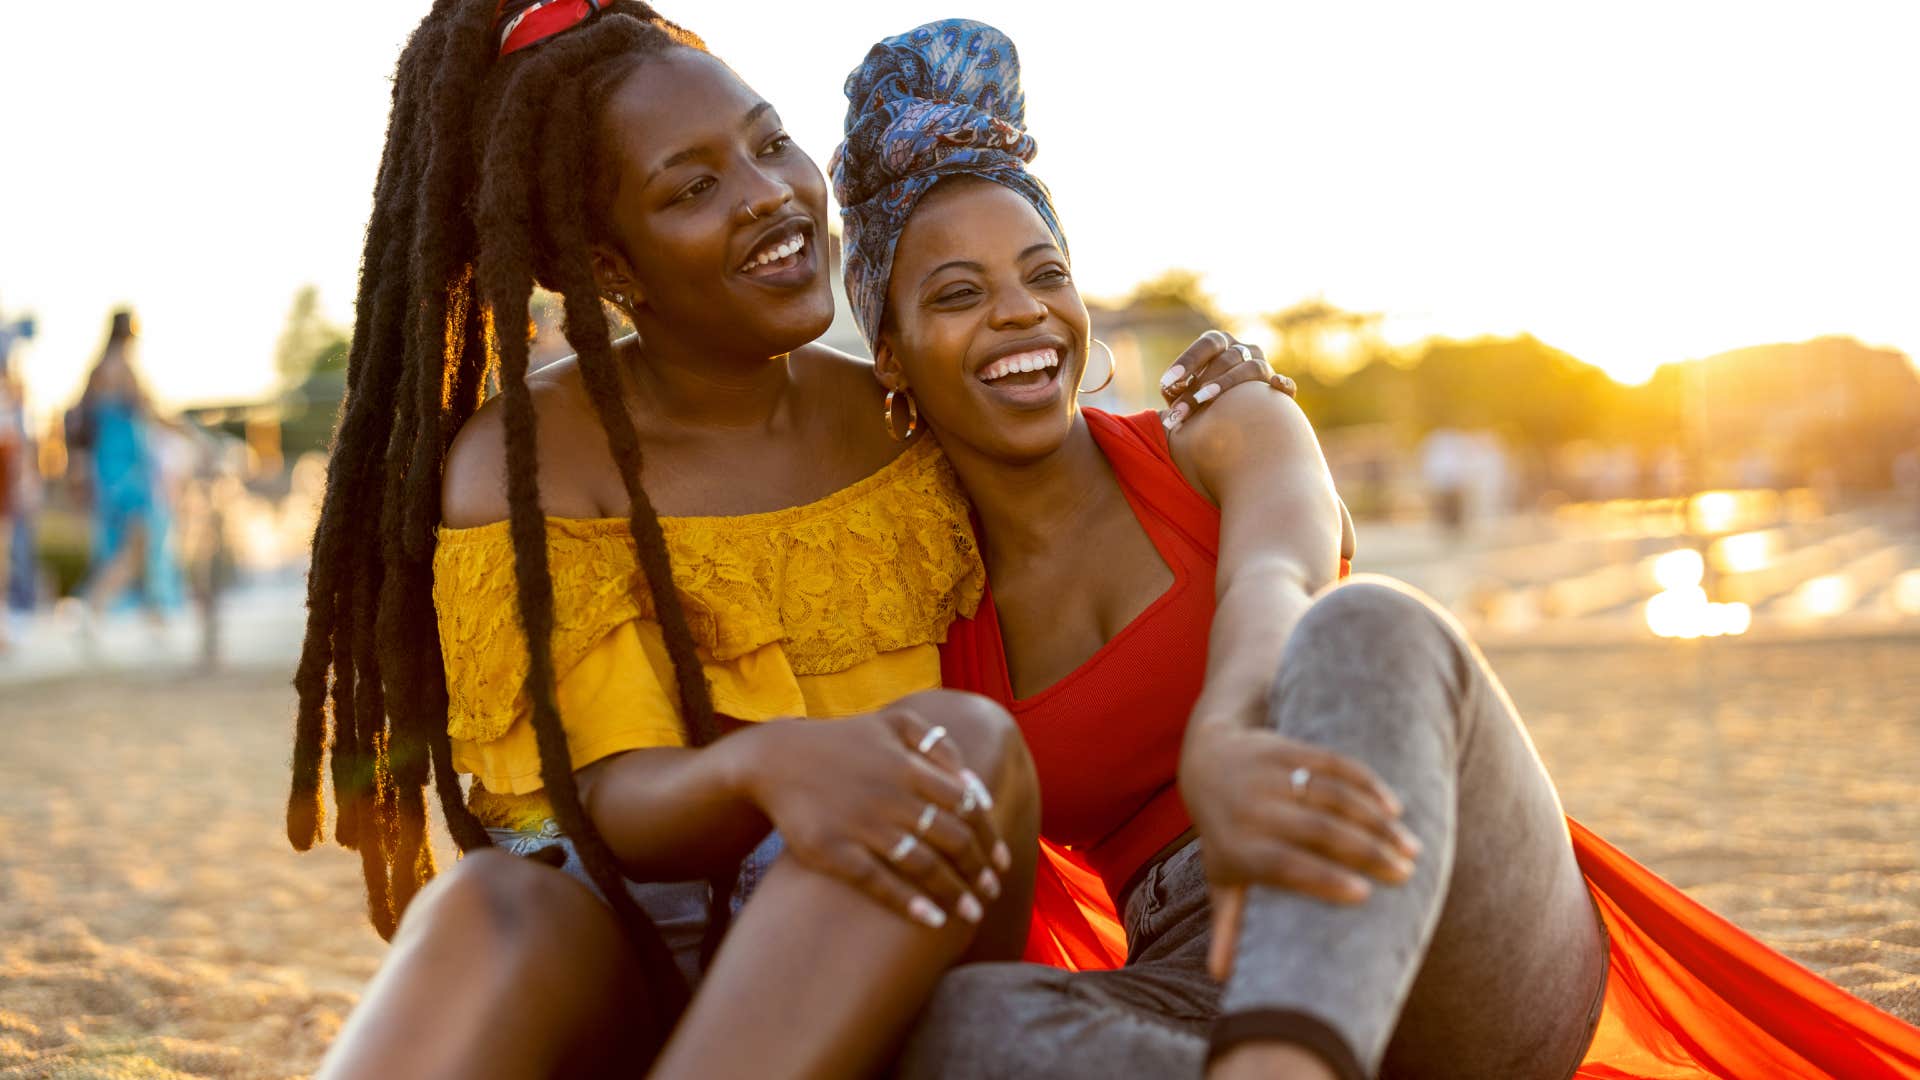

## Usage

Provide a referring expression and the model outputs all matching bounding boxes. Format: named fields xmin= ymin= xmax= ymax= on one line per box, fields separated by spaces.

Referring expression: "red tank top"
xmin=940 ymin=423 xmax=1920 ymax=1080
xmin=940 ymin=408 xmax=1220 ymax=899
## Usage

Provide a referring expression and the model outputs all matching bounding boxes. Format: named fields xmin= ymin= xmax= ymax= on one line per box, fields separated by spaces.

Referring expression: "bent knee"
xmin=398 ymin=848 xmax=611 ymax=959
xmin=894 ymin=690 xmax=1036 ymax=805
xmin=1293 ymin=575 xmax=1457 ymax=660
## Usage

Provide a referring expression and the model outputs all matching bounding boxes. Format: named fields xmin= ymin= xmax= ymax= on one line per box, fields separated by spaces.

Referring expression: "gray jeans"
xmin=898 ymin=576 xmax=1609 ymax=1080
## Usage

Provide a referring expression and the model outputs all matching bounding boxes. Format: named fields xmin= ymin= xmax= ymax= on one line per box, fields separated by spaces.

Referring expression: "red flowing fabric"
xmin=941 ymin=408 xmax=1920 ymax=1079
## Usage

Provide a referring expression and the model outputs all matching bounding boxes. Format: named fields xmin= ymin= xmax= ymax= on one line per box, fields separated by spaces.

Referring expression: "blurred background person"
xmin=67 ymin=308 xmax=181 ymax=628
xmin=0 ymin=299 xmax=35 ymax=651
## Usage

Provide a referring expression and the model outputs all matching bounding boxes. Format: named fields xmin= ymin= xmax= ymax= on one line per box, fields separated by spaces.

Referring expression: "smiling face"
xmin=592 ymin=49 xmax=833 ymax=356
xmin=876 ymin=178 xmax=1089 ymax=464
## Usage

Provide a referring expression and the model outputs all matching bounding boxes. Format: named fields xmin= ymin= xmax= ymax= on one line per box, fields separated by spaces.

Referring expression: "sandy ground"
xmin=2 ymin=637 xmax=1917 ymax=1078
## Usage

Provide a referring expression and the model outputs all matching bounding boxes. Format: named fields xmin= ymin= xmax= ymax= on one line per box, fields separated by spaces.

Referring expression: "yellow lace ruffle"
xmin=432 ymin=438 xmax=982 ymax=750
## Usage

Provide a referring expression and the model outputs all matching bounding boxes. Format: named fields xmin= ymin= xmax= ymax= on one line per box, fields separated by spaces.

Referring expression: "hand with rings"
xmin=741 ymin=707 xmax=1012 ymax=932
xmin=1179 ymin=724 xmax=1421 ymax=904
xmin=1178 ymin=725 xmax=1423 ymax=978
xmin=1157 ymin=330 xmax=1300 ymax=434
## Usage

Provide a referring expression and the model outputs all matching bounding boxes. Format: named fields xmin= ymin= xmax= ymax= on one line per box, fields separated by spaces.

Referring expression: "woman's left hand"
xmin=1157 ymin=331 xmax=1296 ymax=433
xmin=1179 ymin=722 xmax=1421 ymax=979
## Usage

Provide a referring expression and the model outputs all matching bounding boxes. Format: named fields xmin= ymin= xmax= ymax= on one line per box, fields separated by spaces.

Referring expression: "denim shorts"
xmin=485 ymin=822 xmax=785 ymax=988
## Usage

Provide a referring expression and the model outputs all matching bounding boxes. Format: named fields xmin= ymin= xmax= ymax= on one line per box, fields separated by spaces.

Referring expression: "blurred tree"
xmin=1124 ymin=269 xmax=1229 ymax=327
xmin=275 ymin=286 xmax=349 ymax=387
xmin=1265 ymin=296 xmax=1386 ymax=382
xmin=274 ymin=286 xmax=350 ymax=459
xmin=1087 ymin=270 xmax=1223 ymax=409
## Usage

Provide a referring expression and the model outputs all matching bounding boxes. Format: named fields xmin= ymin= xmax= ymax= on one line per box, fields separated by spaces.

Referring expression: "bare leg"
xmin=317 ymin=850 xmax=658 ymax=1080
xmin=85 ymin=520 xmax=147 ymax=614
xmin=652 ymin=690 xmax=1041 ymax=1080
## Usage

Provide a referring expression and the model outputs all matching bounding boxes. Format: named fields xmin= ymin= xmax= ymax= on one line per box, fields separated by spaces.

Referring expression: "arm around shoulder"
xmin=1168 ymin=381 xmax=1344 ymax=593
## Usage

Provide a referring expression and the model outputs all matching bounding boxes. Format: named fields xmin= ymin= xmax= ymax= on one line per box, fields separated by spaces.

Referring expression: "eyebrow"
xmin=648 ymin=101 xmax=777 ymax=184
xmin=918 ymin=243 xmax=1061 ymax=288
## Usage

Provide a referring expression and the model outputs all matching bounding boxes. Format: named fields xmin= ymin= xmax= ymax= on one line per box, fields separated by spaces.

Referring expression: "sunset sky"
xmin=2 ymin=0 xmax=1915 ymax=421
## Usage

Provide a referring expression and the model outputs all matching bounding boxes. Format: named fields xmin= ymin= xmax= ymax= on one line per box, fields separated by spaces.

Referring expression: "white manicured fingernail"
xmin=1160 ymin=365 xmax=1186 ymax=389
xmin=977 ymin=869 xmax=1002 ymax=899
xmin=961 ymin=769 xmax=994 ymax=812
xmin=909 ymin=897 xmax=947 ymax=929
xmin=1194 ymin=383 xmax=1221 ymax=404
xmin=958 ymin=893 xmax=984 ymax=924
xmin=992 ymin=841 xmax=1012 ymax=874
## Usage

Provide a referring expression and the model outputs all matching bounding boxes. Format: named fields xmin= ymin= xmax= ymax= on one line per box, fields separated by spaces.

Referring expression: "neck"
xmin=620 ymin=329 xmax=795 ymax=431
xmin=942 ymin=411 xmax=1116 ymax=569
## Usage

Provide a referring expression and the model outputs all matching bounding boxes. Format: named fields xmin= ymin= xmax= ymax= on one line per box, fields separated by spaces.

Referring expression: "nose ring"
xmin=742 ymin=202 xmax=760 ymax=221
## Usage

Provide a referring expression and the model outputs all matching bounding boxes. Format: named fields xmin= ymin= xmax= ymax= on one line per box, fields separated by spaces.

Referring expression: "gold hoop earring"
xmin=884 ymin=388 xmax=920 ymax=442
xmin=1079 ymin=338 xmax=1116 ymax=395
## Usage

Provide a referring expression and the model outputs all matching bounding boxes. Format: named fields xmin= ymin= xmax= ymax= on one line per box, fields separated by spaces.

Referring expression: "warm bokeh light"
xmin=1790 ymin=575 xmax=1858 ymax=620
xmin=1893 ymin=571 xmax=1920 ymax=617
xmin=1646 ymin=586 xmax=1752 ymax=639
xmin=1653 ymin=549 xmax=1706 ymax=591
xmin=1712 ymin=530 xmax=1781 ymax=575
xmin=1689 ymin=492 xmax=1740 ymax=535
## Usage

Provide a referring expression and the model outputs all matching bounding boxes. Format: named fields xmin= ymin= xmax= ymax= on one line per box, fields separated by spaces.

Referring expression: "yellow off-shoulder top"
xmin=431 ymin=438 xmax=983 ymax=830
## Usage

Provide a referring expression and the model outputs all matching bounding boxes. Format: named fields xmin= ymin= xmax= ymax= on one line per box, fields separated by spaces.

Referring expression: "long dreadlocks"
xmin=286 ymin=0 xmax=728 ymax=1026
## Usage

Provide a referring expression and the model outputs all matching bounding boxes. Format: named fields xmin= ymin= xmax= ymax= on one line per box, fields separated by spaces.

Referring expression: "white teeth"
xmin=980 ymin=348 xmax=1061 ymax=382
xmin=742 ymin=232 xmax=806 ymax=271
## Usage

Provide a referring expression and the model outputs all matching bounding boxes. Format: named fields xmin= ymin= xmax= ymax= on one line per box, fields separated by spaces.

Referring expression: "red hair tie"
xmin=493 ymin=0 xmax=604 ymax=58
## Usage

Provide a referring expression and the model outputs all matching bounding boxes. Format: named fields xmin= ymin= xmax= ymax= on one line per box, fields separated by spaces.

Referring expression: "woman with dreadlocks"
xmin=291 ymin=3 xmax=1274 ymax=1076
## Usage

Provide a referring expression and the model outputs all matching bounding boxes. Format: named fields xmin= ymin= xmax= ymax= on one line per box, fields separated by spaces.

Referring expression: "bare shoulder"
xmin=791 ymin=342 xmax=902 ymax=462
xmin=794 ymin=341 xmax=887 ymax=404
xmin=1167 ymin=380 xmax=1322 ymax=499
xmin=440 ymin=359 xmax=602 ymax=528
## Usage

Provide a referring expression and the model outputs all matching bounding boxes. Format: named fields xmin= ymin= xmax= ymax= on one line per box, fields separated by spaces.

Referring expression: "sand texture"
xmin=2 ymin=637 xmax=1917 ymax=1077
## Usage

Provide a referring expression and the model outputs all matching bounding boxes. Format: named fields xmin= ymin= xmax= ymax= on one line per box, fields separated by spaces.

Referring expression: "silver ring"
xmin=915 ymin=803 xmax=940 ymax=837
xmin=916 ymin=725 xmax=950 ymax=755
xmin=957 ymin=785 xmax=979 ymax=816
xmin=1231 ymin=342 xmax=1255 ymax=365
xmin=1290 ymin=766 xmax=1312 ymax=799
xmin=888 ymin=833 xmax=920 ymax=863
xmin=743 ymin=202 xmax=760 ymax=221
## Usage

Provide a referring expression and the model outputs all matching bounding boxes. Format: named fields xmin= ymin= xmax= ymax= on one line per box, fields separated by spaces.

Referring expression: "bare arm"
xmin=1170 ymin=384 xmax=1344 ymax=735
xmin=575 ymin=739 xmax=775 ymax=881
xmin=1168 ymin=384 xmax=1417 ymax=976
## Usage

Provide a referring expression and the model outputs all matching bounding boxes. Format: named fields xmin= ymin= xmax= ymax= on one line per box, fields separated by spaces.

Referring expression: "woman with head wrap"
xmin=839 ymin=17 xmax=1920 ymax=1080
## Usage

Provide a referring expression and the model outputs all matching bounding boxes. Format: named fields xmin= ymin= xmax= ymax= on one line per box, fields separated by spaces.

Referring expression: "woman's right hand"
xmin=740 ymin=707 xmax=1012 ymax=930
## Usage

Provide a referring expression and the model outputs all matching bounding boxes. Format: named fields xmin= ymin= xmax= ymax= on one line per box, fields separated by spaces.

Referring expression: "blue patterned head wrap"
xmin=831 ymin=19 xmax=1067 ymax=350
